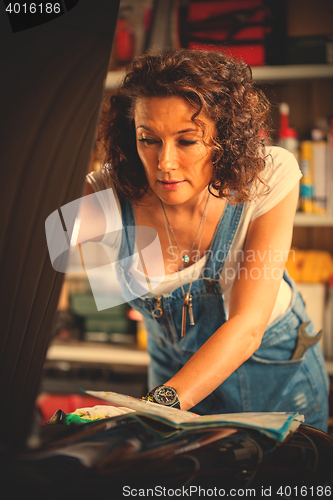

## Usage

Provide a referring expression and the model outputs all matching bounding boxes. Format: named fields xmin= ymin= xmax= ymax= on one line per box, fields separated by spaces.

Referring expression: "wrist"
xmin=142 ymin=385 xmax=181 ymax=409
xmin=164 ymin=378 xmax=195 ymax=411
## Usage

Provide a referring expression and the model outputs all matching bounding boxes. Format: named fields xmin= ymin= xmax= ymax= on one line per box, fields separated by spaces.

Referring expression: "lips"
xmin=158 ymin=180 xmax=185 ymax=190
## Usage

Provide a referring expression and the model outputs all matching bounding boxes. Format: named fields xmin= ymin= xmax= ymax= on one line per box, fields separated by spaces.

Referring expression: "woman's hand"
xmin=165 ymin=183 xmax=300 ymax=410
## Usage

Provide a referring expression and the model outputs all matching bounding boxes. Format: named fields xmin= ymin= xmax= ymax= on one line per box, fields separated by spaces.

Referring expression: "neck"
xmin=159 ymin=187 xmax=211 ymax=217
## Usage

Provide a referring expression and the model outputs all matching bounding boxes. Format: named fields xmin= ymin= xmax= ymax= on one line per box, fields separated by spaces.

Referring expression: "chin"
xmin=158 ymin=189 xmax=191 ymax=205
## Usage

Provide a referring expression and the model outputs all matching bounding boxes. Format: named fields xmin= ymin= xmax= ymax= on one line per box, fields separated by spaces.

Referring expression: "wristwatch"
xmin=143 ymin=385 xmax=181 ymax=409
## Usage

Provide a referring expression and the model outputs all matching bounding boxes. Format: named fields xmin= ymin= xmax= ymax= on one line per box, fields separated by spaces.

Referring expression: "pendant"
xmin=183 ymin=254 xmax=190 ymax=263
xmin=181 ymin=292 xmax=195 ymax=338
xmin=188 ymin=295 xmax=195 ymax=326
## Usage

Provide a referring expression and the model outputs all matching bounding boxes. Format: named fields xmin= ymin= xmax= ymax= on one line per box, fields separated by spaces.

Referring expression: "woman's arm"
xmin=165 ymin=182 xmax=300 ymax=411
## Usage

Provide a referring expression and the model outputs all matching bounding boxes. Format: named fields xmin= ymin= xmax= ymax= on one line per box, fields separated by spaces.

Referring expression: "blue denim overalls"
xmin=115 ymin=193 xmax=330 ymax=432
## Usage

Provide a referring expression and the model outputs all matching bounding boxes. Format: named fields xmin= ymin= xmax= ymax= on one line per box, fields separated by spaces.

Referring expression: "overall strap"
xmin=117 ymin=192 xmax=136 ymax=262
xmin=203 ymin=202 xmax=244 ymax=280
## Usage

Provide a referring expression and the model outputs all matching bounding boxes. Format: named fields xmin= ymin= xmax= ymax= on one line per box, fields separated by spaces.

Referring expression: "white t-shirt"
xmin=87 ymin=146 xmax=302 ymax=325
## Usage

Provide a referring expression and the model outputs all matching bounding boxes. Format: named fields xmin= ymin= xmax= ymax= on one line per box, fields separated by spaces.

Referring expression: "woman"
xmin=78 ymin=49 xmax=329 ymax=431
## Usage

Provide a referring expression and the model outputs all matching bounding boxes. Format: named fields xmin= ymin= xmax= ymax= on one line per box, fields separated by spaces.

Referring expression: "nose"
xmin=158 ymin=142 xmax=178 ymax=171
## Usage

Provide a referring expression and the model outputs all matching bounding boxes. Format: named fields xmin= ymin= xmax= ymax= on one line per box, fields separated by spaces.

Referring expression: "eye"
xmin=179 ymin=140 xmax=198 ymax=146
xmin=138 ymin=138 xmax=159 ymax=145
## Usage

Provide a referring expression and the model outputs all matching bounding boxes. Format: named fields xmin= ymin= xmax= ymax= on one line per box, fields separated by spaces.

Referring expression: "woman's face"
xmin=134 ymin=96 xmax=215 ymax=206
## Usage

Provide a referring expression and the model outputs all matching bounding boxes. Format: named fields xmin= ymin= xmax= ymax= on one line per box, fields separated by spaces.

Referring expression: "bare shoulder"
xmin=84 ymin=178 xmax=95 ymax=196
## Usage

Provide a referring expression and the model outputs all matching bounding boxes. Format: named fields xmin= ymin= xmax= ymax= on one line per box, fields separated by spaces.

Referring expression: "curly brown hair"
xmin=98 ymin=49 xmax=271 ymax=203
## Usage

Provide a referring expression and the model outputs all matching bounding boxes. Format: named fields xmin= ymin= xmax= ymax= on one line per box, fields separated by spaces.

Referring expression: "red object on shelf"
xmin=116 ymin=18 xmax=135 ymax=66
xmin=188 ymin=42 xmax=265 ymax=67
xmin=187 ymin=0 xmax=267 ymax=66
xmin=36 ymin=393 xmax=110 ymax=424
xmin=278 ymin=102 xmax=296 ymax=139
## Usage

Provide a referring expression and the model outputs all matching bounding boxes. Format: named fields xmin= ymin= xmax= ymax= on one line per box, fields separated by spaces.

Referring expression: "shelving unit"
xmin=105 ymin=64 xmax=333 ymax=90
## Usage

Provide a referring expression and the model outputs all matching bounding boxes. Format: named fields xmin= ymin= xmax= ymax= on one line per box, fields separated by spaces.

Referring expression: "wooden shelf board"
xmin=105 ymin=65 xmax=333 ymax=90
xmin=294 ymin=213 xmax=333 ymax=227
xmin=252 ymin=64 xmax=333 ymax=82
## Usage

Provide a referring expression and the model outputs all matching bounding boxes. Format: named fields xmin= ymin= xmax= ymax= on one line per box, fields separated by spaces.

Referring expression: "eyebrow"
xmin=136 ymin=125 xmax=199 ymax=135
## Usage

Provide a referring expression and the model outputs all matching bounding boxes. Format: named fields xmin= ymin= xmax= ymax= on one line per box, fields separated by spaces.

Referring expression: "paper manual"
xmin=84 ymin=389 xmax=304 ymax=442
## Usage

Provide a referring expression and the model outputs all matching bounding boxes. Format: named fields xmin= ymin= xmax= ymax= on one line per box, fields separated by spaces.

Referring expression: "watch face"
xmin=154 ymin=386 xmax=178 ymax=406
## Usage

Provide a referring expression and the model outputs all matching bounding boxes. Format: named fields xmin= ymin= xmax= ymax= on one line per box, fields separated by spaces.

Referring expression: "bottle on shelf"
xmin=299 ymin=141 xmax=314 ymax=213
xmin=278 ymin=102 xmax=299 ymax=162
xmin=323 ymin=275 xmax=333 ymax=360
xmin=311 ymin=130 xmax=328 ymax=215
xmin=327 ymin=118 xmax=333 ymax=216
xmin=298 ymin=127 xmax=330 ymax=216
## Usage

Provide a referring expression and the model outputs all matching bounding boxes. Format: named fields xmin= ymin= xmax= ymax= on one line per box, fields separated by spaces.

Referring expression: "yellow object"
xmin=286 ymin=248 xmax=333 ymax=283
xmin=137 ymin=321 xmax=148 ymax=350
xmin=299 ymin=141 xmax=314 ymax=213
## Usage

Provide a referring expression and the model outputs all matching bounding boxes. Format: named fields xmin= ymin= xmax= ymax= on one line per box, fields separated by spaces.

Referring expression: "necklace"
xmin=159 ymin=190 xmax=211 ymax=337
xmin=159 ymin=191 xmax=211 ymax=264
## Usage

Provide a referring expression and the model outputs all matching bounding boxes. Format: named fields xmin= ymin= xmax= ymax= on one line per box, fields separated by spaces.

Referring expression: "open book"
xmin=84 ymin=389 xmax=304 ymax=442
